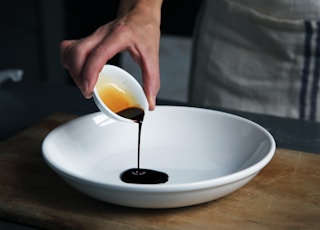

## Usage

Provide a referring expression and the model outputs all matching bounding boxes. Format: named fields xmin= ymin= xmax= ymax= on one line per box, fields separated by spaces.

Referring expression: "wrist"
xmin=117 ymin=0 xmax=163 ymax=26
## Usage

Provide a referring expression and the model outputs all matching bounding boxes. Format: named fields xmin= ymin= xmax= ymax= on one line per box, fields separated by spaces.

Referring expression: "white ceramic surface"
xmin=42 ymin=106 xmax=276 ymax=208
xmin=93 ymin=64 xmax=148 ymax=123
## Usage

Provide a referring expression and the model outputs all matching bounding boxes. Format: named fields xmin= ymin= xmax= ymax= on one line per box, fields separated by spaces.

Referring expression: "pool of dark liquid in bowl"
xmin=117 ymin=107 xmax=169 ymax=184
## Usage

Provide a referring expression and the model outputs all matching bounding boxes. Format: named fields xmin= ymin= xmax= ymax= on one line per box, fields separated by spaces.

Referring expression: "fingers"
xmin=80 ymin=23 xmax=161 ymax=109
xmin=127 ymin=33 xmax=160 ymax=110
xmin=60 ymin=40 xmax=75 ymax=68
xmin=140 ymin=57 xmax=160 ymax=111
xmin=60 ymin=39 xmax=87 ymax=95
xmin=60 ymin=23 xmax=161 ymax=110
xmin=60 ymin=27 xmax=112 ymax=98
xmin=80 ymin=26 xmax=130 ymax=98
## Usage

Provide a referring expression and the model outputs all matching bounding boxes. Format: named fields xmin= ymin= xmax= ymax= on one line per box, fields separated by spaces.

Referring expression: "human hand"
xmin=60 ymin=0 xmax=163 ymax=110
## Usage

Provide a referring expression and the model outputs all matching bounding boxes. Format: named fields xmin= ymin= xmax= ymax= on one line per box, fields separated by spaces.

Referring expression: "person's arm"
xmin=60 ymin=0 xmax=163 ymax=110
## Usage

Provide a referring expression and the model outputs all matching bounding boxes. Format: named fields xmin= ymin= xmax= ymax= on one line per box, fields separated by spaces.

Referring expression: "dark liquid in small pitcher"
xmin=117 ymin=107 xmax=168 ymax=184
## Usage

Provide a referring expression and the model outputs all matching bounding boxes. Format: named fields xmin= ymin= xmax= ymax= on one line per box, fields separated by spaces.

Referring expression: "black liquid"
xmin=121 ymin=168 xmax=168 ymax=184
xmin=117 ymin=107 xmax=145 ymax=122
xmin=117 ymin=107 xmax=169 ymax=184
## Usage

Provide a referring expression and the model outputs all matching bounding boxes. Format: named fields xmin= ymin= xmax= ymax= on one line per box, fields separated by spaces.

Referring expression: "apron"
xmin=189 ymin=0 xmax=320 ymax=121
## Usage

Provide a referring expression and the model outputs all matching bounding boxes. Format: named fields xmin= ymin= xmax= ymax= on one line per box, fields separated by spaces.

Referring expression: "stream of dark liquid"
xmin=117 ymin=107 xmax=168 ymax=184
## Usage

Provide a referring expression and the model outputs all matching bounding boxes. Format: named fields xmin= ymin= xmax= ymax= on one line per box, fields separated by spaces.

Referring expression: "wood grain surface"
xmin=0 ymin=113 xmax=319 ymax=230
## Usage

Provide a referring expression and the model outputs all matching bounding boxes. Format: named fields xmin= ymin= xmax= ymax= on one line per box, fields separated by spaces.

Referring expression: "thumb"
xmin=141 ymin=63 xmax=160 ymax=111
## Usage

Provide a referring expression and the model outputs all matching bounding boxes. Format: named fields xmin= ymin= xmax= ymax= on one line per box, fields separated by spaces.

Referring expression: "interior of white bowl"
xmin=43 ymin=106 xmax=275 ymax=189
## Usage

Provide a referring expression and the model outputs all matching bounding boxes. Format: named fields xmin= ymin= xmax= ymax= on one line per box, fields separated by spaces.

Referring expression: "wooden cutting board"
xmin=0 ymin=113 xmax=319 ymax=230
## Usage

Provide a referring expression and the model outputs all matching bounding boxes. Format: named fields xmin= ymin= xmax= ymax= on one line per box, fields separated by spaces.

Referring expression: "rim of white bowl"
xmin=42 ymin=106 xmax=276 ymax=193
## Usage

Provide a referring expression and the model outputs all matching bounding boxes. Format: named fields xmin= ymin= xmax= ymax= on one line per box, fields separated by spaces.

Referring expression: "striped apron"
xmin=189 ymin=0 xmax=320 ymax=121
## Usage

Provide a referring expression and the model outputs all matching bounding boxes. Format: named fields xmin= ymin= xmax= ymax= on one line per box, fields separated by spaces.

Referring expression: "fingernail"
xmin=148 ymin=95 xmax=157 ymax=110
xmin=82 ymin=80 xmax=89 ymax=94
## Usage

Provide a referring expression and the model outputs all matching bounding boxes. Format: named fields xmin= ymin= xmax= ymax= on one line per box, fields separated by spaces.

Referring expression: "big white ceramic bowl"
xmin=42 ymin=106 xmax=276 ymax=208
